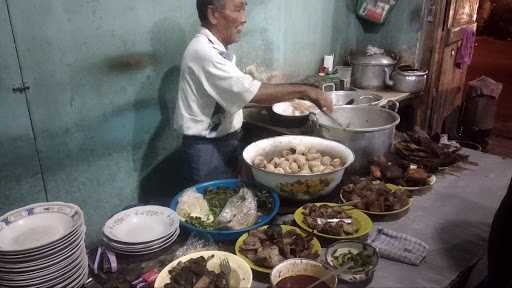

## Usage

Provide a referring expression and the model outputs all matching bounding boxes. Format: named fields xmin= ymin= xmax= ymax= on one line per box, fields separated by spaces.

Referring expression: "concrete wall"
xmin=354 ymin=0 xmax=425 ymax=66
xmin=0 ymin=0 xmax=422 ymax=245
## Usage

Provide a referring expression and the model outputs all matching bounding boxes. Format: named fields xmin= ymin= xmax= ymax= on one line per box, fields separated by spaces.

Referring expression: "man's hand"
xmin=306 ymin=87 xmax=333 ymax=113
xmin=251 ymin=83 xmax=333 ymax=113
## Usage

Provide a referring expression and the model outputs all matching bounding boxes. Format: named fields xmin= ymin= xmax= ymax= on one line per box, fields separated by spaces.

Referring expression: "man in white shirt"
xmin=174 ymin=0 xmax=333 ymax=185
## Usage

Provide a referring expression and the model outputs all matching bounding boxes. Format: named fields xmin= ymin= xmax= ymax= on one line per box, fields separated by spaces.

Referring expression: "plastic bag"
xmin=216 ymin=187 xmax=258 ymax=230
xmin=357 ymin=0 xmax=398 ymax=24
xmin=174 ymin=232 xmax=219 ymax=259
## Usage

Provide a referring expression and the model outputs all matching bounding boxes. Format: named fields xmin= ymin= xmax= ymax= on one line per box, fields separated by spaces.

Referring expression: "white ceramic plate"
xmin=0 ymin=246 xmax=85 ymax=279
xmin=0 ymin=253 xmax=86 ymax=287
xmin=154 ymin=251 xmax=252 ymax=288
xmin=0 ymin=233 xmax=84 ymax=269
xmin=62 ymin=263 xmax=88 ymax=288
xmin=54 ymin=259 xmax=88 ymax=288
xmin=0 ymin=202 xmax=83 ymax=252
xmin=103 ymin=226 xmax=179 ymax=250
xmin=33 ymin=254 xmax=88 ymax=288
xmin=103 ymin=206 xmax=179 ymax=244
xmin=0 ymin=226 xmax=84 ymax=261
xmin=107 ymin=228 xmax=180 ymax=255
xmin=0 ymin=243 xmax=81 ymax=271
xmin=400 ymin=175 xmax=436 ymax=191
xmin=272 ymin=100 xmax=318 ymax=117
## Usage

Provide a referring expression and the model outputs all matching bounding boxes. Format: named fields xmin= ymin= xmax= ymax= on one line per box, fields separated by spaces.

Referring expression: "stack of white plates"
xmin=102 ymin=205 xmax=180 ymax=255
xmin=0 ymin=202 xmax=88 ymax=288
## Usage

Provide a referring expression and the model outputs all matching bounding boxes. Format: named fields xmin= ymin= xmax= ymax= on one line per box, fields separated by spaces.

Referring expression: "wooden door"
xmin=419 ymin=0 xmax=479 ymax=134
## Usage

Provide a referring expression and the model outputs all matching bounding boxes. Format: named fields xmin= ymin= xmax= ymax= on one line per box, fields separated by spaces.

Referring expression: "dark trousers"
xmin=485 ymin=177 xmax=512 ymax=288
xmin=182 ymin=131 xmax=242 ymax=186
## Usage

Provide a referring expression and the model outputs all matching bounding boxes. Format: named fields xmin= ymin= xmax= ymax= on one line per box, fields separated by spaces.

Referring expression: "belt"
xmin=182 ymin=130 xmax=242 ymax=143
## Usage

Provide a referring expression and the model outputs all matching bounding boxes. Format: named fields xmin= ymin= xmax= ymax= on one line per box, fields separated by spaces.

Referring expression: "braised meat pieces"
xmin=370 ymin=157 xmax=431 ymax=187
xmin=341 ymin=179 xmax=409 ymax=212
xmin=164 ymin=256 xmax=228 ymax=288
xmin=302 ymin=204 xmax=358 ymax=236
xmin=239 ymin=226 xmax=319 ymax=269
xmin=395 ymin=129 xmax=468 ymax=172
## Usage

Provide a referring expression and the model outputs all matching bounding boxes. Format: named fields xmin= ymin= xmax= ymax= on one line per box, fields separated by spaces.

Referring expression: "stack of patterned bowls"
xmin=0 ymin=202 xmax=88 ymax=288
xmin=102 ymin=205 xmax=180 ymax=255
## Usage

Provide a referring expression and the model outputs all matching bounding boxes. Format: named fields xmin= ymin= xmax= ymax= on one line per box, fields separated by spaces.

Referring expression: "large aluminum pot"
xmin=313 ymin=106 xmax=400 ymax=175
xmin=351 ymin=54 xmax=396 ymax=89
xmin=322 ymin=83 xmax=383 ymax=107
xmin=322 ymin=83 xmax=399 ymax=112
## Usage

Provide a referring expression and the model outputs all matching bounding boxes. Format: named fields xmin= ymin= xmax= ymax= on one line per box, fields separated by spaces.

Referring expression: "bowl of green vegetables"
xmin=170 ymin=179 xmax=280 ymax=241
xmin=325 ymin=240 xmax=379 ymax=283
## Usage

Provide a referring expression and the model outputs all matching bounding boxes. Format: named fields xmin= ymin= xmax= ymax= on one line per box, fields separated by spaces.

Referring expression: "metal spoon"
xmin=319 ymin=84 xmax=350 ymax=129
xmin=311 ymin=200 xmax=361 ymax=225
xmin=314 ymin=217 xmax=352 ymax=225
xmin=304 ymin=262 xmax=353 ymax=288
xmin=318 ymin=109 xmax=347 ymax=129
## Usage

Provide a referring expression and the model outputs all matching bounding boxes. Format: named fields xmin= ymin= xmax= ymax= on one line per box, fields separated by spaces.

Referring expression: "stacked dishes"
xmin=0 ymin=202 xmax=88 ymax=288
xmin=103 ymin=205 xmax=180 ymax=255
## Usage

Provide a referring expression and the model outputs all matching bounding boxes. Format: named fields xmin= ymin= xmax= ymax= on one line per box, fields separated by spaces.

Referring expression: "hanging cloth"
xmin=455 ymin=27 xmax=476 ymax=69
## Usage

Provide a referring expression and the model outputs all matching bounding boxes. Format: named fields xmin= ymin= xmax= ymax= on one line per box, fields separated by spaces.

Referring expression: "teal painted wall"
xmin=0 ymin=0 xmax=422 ymax=245
xmin=0 ymin=0 xmax=46 ymax=214
xmin=354 ymin=0 xmax=425 ymax=65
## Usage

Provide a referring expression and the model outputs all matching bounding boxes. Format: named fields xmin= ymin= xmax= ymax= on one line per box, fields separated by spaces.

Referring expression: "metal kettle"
xmin=385 ymin=65 xmax=428 ymax=93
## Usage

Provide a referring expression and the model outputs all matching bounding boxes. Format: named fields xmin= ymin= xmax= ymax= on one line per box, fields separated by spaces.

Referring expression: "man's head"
xmin=196 ymin=0 xmax=247 ymax=46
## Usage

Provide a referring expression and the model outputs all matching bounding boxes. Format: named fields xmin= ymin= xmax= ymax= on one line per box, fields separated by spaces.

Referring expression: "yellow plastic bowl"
xmin=235 ymin=225 xmax=322 ymax=273
xmin=294 ymin=203 xmax=373 ymax=240
xmin=154 ymin=251 xmax=252 ymax=288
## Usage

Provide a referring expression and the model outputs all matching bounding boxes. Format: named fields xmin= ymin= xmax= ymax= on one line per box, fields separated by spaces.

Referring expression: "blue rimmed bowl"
xmin=169 ymin=179 xmax=280 ymax=241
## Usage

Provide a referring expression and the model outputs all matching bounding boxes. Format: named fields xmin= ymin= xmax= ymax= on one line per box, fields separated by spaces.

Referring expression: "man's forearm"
xmin=251 ymin=83 xmax=314 ymax=105
xmin=250 ymin=83 xmax=333 ymax=112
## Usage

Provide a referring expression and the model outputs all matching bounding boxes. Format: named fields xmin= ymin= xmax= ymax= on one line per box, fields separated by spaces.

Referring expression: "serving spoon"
xmin=304 ymin=262 xmax=353 ymax=288
xmin=310 ymin=200 xmax=361 ymax=225
xmin=317 ymin=83 xmax=352 ymax=129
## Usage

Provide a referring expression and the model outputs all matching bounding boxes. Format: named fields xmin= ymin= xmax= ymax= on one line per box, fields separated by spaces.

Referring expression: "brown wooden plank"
xmin=417 ymin=0 xmax=449 ymax=132
xmin=446 ymin=23 xmax=477 ymax=45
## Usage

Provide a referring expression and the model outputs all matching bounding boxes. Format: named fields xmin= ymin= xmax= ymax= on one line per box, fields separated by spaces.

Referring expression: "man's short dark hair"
xmin=197 ymin=0 xmax=225 ymax=27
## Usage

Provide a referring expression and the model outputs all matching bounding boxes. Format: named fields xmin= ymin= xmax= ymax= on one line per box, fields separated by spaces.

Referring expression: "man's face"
xmin=211 ymin=0 xmax=247 ymax=46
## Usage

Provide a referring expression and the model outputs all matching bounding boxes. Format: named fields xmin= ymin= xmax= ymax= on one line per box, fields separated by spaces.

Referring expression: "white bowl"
xmin=105 ymin=228 xmax=180 ymax=255
xmin=243 ymin=135 xmax=355 ymax=200
xmin=154 ymin=251 xmax=252 ymax=288
xmin=0 ymin=202 xmax=83 ymax=252
xmin=0 ymin=246 xmax=84 ymax=279
xmin=325 ymin=241 xmax=379 ymax=283
xmin=0 ymin=251 xmax=87 ymax=287
xmin=103 ymin=228 xmax=179 ymax=250
xmin=0 ymin=231 xmax=85 ymax=269
xmin=0 ymin=226 xmax=83 ymax=260
xmin=270 ymin=258 xmax=337 ymax=288
xmin=103 ymin=205 xmax=179 ymax=244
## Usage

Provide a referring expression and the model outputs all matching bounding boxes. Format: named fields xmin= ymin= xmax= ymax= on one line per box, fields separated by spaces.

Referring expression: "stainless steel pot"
xmin=351 ymin=54 xmax=396 ymax=89
xmin=312 ymin=106 xmax=400 ymax=175
xmin=385 ymin=66 xmax=428 ymax=93
xmin=322 ymin=83 xmax=399 ymax=111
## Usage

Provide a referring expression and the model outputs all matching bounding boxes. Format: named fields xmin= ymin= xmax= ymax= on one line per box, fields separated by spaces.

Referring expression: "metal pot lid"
xmin=396 ymin=67 xmax=428 ymax=76
xmin=352 ymin=54 xmax=396 ymax=65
